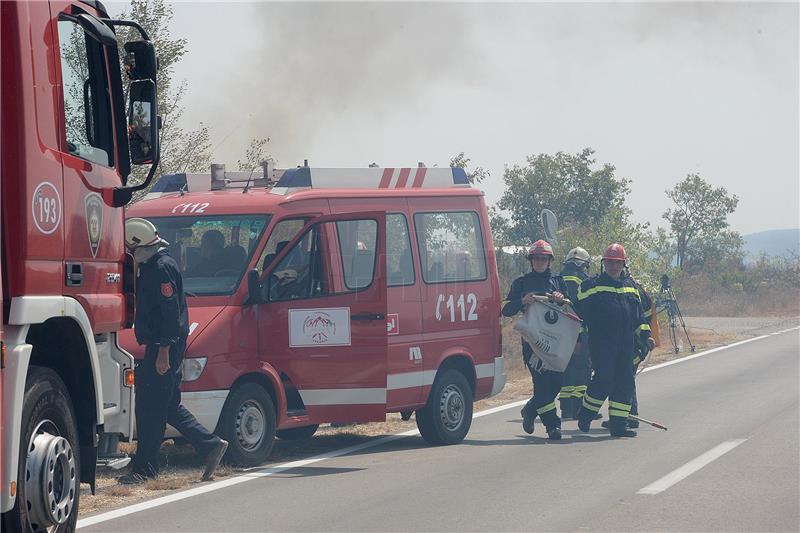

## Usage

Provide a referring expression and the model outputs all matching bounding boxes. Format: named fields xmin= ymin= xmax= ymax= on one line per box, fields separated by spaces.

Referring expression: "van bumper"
xmin=489 ymin=356 xmax=506 ymax=397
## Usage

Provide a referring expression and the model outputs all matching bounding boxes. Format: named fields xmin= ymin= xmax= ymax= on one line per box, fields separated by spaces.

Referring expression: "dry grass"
xmin=80 ymin=322 xmax=748 ymax=516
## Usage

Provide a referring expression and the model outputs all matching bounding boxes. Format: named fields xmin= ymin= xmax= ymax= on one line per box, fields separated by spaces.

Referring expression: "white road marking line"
xmin=641 ymin=326 xmax=799 ymax=374
xmin=637 ymin=439 xmax=748 ymax=495
xmin=78 ymin=326 xmax=798 ymax=528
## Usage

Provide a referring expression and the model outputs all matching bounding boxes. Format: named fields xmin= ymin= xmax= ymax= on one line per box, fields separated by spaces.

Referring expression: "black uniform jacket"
xmin=502 ymin=269 xmax=568 ymax=363
xmin=575 ymin=272 xmax=651 ymax=357
xmin=134 ymin=249 xmax=190 ymax=347
xmin=559 ymin=262 xmax=588 ymax=304
xmin=560 ymin=262 xmax=589 ymax=341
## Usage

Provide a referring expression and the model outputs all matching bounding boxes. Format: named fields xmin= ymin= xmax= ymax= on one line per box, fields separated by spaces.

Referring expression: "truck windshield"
xmin=147 ymin=214 xmax=270 ymax=296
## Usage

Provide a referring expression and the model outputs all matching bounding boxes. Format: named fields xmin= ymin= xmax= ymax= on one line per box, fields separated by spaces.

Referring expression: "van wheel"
xmin=275 ymin=424 xmax=319 ymax=440
xmin=416 ymin=369 xmax=473 ymax=445
xmin=219 ymin=383 xmax=276 ymax=466
xmin=2 ymin=367 xmax=80 ymax=533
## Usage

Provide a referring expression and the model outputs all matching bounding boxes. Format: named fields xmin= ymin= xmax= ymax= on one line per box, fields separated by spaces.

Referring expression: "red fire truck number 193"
xmin=435 ymin=293 xmax=478 ymax=322
xmin=32 ymin=182 xmax=61 ymax=234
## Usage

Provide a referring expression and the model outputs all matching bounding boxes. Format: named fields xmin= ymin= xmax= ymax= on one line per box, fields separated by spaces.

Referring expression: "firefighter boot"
xmin=608 ymin=418 xmax=637 ymax=437
xmin=521 ymin=405 xmax=535 ymax=435
xmin=546 ymin=426 xmax=562 ymax=440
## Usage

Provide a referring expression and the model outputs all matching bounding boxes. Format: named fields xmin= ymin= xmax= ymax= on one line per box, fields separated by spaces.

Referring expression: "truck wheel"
xmin=416 ymin=369 xmax=473 ymax=446
xmin=219 ymin=383 xmax=276 ymax=466
xmin=2 ymin=367 xmax=80 ymax=533
xmin=275 ymin=424 xmax=319 ymax=440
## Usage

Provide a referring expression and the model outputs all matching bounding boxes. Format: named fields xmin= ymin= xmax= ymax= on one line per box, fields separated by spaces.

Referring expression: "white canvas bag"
xmin=513 ymin=296 xmax=583 ymax=372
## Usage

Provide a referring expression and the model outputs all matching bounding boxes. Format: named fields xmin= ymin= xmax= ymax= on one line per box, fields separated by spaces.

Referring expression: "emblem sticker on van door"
xmin=289 ymin=308 xmax=352 ymax=347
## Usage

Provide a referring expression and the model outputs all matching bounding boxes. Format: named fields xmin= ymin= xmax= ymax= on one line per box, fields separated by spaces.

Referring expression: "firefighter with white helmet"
xmin=119 ymin=218 xmax=228 ymax=483
xmin=502 ymin=240 xmax=568 ymax=440
xmin=575 ymin=243 xmax=655 ymax=437
xmin=558 ymin=246 xmax=592 ymax=420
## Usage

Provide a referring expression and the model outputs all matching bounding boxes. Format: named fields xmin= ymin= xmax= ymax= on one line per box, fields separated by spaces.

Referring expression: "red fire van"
xmin=121 ymin=164 xmax=505 ymax=465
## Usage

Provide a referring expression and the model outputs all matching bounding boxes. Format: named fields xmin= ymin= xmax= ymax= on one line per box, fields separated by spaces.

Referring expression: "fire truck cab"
xmin=2 ymin=0 xmax=161 ymax=530
xmin=122 ymin=164 xmax=505 ymax=465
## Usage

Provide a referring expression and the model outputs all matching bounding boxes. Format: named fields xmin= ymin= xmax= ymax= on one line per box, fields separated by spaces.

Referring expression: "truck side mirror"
xmin=127 ymin=80 xmax=159 ymax=165
xmin=124 ymin=40 xmax=158 ymax=81
xmin=75 ymin=13 xmax=117 ymax=46
xmin=246 ymin=269 xmax=262 ymax=304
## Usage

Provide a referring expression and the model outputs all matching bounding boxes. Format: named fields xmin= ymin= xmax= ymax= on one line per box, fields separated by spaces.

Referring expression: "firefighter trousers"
xmin=132 ymin=339 xmax=220 ymax=477
xmin=559 ymin=340 xmax=591 ymax=417
xmin=525 ymin=360 xmax=563 ymax=430
xmin=578 ymin=344 xmax=634 ymax=427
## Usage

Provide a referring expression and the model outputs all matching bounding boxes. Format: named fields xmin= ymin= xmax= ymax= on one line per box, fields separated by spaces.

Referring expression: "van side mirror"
xmin=246 ymin=269 xmax=262 ymax=304
xmin=127 ymin=80 xmax=159 ymax=165
xmin=124 ymin=40 xmax=158 ymax=81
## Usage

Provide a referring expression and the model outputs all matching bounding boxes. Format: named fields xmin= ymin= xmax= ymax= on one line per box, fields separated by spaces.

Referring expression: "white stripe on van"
xmin=298 ymin=388 xmax=387 ymax=405
xmin=301 ymin=363 xmax=497 ymax=401
xmin=387 ymin=370 xmax=437 ymax=390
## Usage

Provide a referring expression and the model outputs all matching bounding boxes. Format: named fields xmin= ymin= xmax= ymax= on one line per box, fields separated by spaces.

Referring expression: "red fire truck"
xmin=121 ymin=164 xmax=505 ymax=466
xmin=2 ymin=1 xmax=161 ymax=530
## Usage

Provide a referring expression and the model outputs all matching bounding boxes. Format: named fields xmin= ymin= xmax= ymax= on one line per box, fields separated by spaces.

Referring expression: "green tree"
xmin=663 ymin=174 xmax=739 ymax=270
xmin=493 ymin=148 xmax=631 ymax=244
xmin=683 ymin=229 xmax=745 ymax=276
xmin=449 ymin=152 xmax=489 ymax=184
xmin=114 ymin=0 xmax=212 ymax=196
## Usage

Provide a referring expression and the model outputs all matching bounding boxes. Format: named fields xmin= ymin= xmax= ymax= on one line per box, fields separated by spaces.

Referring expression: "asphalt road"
xmin=80 ymin=324 xmax=800 ymax=532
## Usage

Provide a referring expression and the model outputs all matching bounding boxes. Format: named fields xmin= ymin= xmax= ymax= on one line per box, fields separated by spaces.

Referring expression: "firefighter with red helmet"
xmin=502 ymin=240 xmax=568 ymax=440
xmin=575 ymin=243 xmax=654 ymax=437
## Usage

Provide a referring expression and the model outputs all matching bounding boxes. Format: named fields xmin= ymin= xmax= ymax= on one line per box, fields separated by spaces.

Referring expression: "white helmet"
xmin=125 ymin=217 xmax=167 ymax=250
xmin=566 ymin=246 xmax=590 ymax=263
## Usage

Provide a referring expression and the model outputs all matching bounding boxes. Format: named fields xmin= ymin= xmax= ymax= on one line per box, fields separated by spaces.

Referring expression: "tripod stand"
xmin=656 ymin=274 xmax=695 ymax=354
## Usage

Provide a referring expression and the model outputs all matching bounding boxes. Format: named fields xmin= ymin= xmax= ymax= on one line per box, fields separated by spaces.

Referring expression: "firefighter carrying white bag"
xmin=514 ymin=295 xmax=583 ymax=372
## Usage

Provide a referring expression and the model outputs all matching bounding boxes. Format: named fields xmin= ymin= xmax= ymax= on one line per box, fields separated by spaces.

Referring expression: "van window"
xmin=268 ymin=224 xmax=327 ymax=301
xmin=57 ymin=18 xmax=114 ymax=166
xmin=148 ymin=215 xmax=269 ymax=295
xmin=414 ymin=211 xmax=487 ymax=283
xmin=387 ymin=214 xmax=414 ymax=287
xmin=337 ymin=219 xmax=378 ymax=291
xmin=257 ymin=218 xmax=308 ymax=273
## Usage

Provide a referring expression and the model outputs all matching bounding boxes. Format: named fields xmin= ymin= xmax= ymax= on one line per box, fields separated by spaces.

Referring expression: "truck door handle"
xmin=351 ymin=312 xmax=385 ymax=321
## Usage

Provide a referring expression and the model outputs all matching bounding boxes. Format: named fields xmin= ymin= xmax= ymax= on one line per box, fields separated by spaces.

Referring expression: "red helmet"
xmin=602 ymin=243 xmax=627 ymax=261
xmin=527 ymin=239 xmax=554 ymax=258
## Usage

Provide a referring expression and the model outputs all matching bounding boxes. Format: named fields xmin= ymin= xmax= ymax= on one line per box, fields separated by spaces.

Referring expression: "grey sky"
xmin=110 ymin=1 xmax=799 ymax=234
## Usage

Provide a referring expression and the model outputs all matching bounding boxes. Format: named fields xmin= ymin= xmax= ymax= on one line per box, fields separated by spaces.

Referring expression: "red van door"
xmin=257 ymin=212 xmax=388 ymax=423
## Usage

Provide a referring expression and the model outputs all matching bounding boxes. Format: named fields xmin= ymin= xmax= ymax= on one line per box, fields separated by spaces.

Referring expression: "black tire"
xmin=219 ymin=383 xmax=276 ymax=466
xmin=275 ymin=424 xmax=319 ymax=440
xmin=415 ymin=368 xmax=473 ymax=446
xmin=2 ymin=367 xmax=80 ymax=533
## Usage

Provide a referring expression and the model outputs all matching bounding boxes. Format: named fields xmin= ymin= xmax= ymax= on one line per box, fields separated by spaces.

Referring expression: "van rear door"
xmin=257 ymin=212 xmax=388 ymax=423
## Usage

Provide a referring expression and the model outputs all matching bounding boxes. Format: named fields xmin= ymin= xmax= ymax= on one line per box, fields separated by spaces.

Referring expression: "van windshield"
xmin=147 ymin=214 xmax=271 ymax=296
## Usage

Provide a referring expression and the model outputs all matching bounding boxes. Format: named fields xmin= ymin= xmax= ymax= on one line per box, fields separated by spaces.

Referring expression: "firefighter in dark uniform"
xmin=558 ymin=246 xmax=592 ymax=420
xmin=502 ymin=240 xmax=568 ymax=440
xmin=119 ymin=218 xmax=228 ymax=484
xmin=601 ymin=270 xmax=654 ymax=430
xmin=575 ymin=244 xmax=654 ymax=437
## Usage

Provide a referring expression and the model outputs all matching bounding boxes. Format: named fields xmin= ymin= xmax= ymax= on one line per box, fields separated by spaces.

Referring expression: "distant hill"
xmin=743 ymin=229 xmax=799 ymax=258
